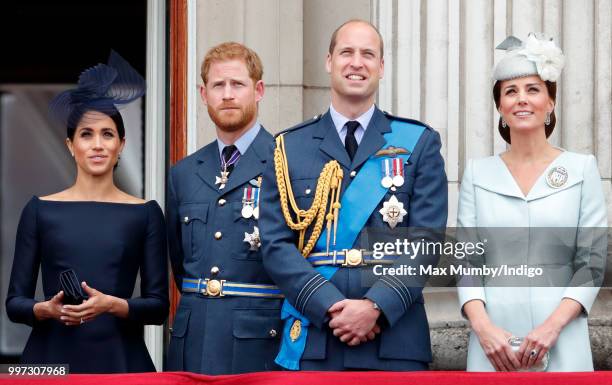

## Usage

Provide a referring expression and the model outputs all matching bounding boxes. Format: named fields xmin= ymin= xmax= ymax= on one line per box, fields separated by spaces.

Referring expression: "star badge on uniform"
xmin=379 ymin=195 xmax=407 ymax=229
xmin=244 ymin=226 xmax=261 ymax=251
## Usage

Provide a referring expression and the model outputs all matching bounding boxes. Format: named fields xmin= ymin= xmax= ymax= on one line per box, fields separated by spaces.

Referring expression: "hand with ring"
xmin=60 ymin=281 xmax=113 ymax=326
xmin=518 ymin=320 xmax=561 ymax=368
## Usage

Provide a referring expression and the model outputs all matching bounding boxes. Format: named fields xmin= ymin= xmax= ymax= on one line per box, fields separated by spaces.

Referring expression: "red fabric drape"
xmin=2 ymin=370 xmax=610 ymax=385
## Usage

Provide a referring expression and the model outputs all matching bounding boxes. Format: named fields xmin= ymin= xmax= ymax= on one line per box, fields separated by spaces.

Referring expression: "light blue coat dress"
xmin=457 ymin=151 xmax=607 ymax=371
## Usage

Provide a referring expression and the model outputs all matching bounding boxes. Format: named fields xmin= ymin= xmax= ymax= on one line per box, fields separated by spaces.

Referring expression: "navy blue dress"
xmin=6 ymin=197 xmax=169 ymax=373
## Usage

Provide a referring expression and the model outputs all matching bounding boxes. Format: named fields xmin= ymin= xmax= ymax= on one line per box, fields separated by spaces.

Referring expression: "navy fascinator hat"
xmin=49 ymin=50 xmax=146 ymax=130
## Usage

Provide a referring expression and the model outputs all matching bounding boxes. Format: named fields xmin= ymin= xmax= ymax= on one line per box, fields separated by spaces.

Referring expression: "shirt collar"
xmin=216 ymin=122 xmax=261 ymax=157
xmin=329 ymin=103 xmax=375 ymax=134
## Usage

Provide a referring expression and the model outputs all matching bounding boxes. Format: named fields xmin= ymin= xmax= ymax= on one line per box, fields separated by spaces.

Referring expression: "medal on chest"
xmin=381 ymin=158 xmax=405 ymax=190
xmin=243 ymin=226 xmax=261 ymax=251
xmin=242 ymin=177 xmax=262 ymax=219
xmin=216 ymin=147 xmax=241 ymax=189
xmin=215 ymin=171 xmax=229 ymax=189
xmin=379 ymin=195 xmax=407 ymax=229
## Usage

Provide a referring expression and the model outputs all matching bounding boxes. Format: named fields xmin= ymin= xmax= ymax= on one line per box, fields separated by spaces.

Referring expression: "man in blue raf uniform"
xmin=166 ymin=42 xmax=282 ymax=374
xmin=259 ymin=20 xmax=448 ymax=370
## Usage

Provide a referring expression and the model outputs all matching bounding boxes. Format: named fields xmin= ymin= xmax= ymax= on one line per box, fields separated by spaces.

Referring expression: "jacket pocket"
xmin=231 ymin=309 xmax=281 ymax=373
xmin=231 ymin=202 xmax=263 ymax=261
xmin=291 ymin=178 xmax=318 ymax=209
xmin=167 ymin=306 xmax=191 ymax=370
xmin=178 ymin=203 xmax=209 ymax=263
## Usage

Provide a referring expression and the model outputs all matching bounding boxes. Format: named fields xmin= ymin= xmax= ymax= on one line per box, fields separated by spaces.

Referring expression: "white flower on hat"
xmin=516 ymin=33 xmax=565 ymax=82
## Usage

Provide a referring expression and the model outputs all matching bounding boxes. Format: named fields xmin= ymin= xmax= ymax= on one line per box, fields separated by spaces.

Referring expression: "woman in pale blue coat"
xmin=457 ymin=34 xmax=607 ymax=372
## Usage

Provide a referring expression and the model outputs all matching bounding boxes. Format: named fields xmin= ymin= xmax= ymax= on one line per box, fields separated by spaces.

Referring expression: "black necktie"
xmin=345 ymin=121 xmax=360 ymax=161
xmin=221 ymin=145 xmax=240 ymax=175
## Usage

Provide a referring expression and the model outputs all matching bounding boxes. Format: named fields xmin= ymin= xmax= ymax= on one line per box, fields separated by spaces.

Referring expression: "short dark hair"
xmin=493 ymin=80 xmax=557 ymax=144
xmin=328 ymin=19 xmax=384 ymax=58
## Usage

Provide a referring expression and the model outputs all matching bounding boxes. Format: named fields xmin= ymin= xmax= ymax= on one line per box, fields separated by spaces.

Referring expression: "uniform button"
xmin=305 ymin=188 xmax=311 ymax=195
xmin=269 ymin=329 xmax=277 ymax=337
xmin=210 ymin=266 xmax=220 ymax=275
xmin=350 ymin=170 xmax=357 ymax=178
xmin=183 ymin=216 xmax=189 ymax=223
xmin=214 ymin=231 xmax=222 ymax=240
xmin=218 ymin=198 xmax=226 ymax=206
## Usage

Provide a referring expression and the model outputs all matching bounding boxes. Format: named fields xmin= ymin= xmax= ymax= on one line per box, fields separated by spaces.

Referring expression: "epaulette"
xmin=274 ymin=114 xmax=323 ymax=138
xmin=382 ymin=110 xmax=434 ymax=131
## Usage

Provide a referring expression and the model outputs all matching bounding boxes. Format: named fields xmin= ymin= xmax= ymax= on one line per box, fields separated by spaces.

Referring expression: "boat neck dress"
xmin=6 ymin=196 xmax=169 ymax=373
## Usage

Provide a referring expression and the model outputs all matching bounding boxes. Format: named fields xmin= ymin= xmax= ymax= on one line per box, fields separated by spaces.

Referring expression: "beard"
xmin=208 ymin=101 xmax=257 ymax=133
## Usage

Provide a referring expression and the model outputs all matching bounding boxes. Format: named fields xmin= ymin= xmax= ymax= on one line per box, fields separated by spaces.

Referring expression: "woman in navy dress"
xmin=5 ymin=52 xmax=168 ymax=373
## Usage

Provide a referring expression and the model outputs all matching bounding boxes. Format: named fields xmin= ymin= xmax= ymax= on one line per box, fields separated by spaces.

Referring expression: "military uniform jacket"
xmin=166 ymin=128 xmax=282 ymax=374
xmin=259 ymin=107 xmax=448 ymax=370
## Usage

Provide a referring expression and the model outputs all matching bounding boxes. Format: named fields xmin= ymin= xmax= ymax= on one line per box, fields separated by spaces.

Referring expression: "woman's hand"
xmin=33 ymin=291 xmax=64 ymax=321
xmin=518 ymin=298 xmax=583 ymax=368
xmin=472 ymin=320 xmax=522 ymax=371
xmin=463 ymin=299 xmax=521 ymax=371
xmin=60 ymin=282 xmax=116 ymax=325
xmin=517 ymin=319 xmax=561 ymax=368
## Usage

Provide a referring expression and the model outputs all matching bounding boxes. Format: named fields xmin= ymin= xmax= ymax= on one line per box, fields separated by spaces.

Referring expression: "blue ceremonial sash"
xmin=275 ymin=120 xmax=426 ymax=370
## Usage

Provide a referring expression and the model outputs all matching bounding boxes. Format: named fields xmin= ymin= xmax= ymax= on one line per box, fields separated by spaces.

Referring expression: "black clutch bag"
xmin=59 ymin=269 xmax=88 ymax=305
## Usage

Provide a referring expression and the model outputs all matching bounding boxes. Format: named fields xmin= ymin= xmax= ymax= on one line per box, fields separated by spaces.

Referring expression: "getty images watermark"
xmin=370 ymin=238 xmax=544 ymax=279
xmin=357 ymin=226 xmax=607 ymax=287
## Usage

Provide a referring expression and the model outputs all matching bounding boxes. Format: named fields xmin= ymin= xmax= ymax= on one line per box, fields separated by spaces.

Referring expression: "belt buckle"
xmin=342 ymin=249 xmax=365 ymax=267
xmin=204 ymin=278 xmax=225 ymax=297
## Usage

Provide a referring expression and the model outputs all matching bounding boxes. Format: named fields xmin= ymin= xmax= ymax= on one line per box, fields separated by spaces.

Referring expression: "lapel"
xmin=525 ymin=151 xmax=583 ymax=201
xmin=315 ymin=111 xmax=352 ymax=169
xmin=221 ymin=128 xmax=272 ymax=193
xmin=195 ymin=142 xmax=223 ymax=191
xmin=474 ymin=156 xmax=526 ymax=199
xmin=473 ymin=152 xmax=583 ymax=201
xmin=350 ymin=107 xmax=391 ymax=170
xmin=314 ymin=107 xmax=392 ymax=171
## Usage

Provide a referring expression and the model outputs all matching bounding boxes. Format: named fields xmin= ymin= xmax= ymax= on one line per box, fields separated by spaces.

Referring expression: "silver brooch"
xmin=546 ymin=166 xmax=568 ymax=189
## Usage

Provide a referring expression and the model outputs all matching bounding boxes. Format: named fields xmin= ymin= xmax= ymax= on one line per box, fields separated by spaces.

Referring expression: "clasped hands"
xmin=34 ymin=282 xmax=114 ymax=326
xmin=327 ymin=299 xmax=381 ymax=346
xmin=474 ymin=319 xmax=560 ymax=371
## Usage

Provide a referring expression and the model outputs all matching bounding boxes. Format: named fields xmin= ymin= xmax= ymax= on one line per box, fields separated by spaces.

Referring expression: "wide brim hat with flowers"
xmin=493 ymin=33 xmax=565 ymax=82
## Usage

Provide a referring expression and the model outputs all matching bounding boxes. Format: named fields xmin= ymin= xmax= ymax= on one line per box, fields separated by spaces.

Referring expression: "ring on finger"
xmin=529 ymin=349 xmax=538 ymax=358
xmin=80 ymin=318 xmax=84 ymax=324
